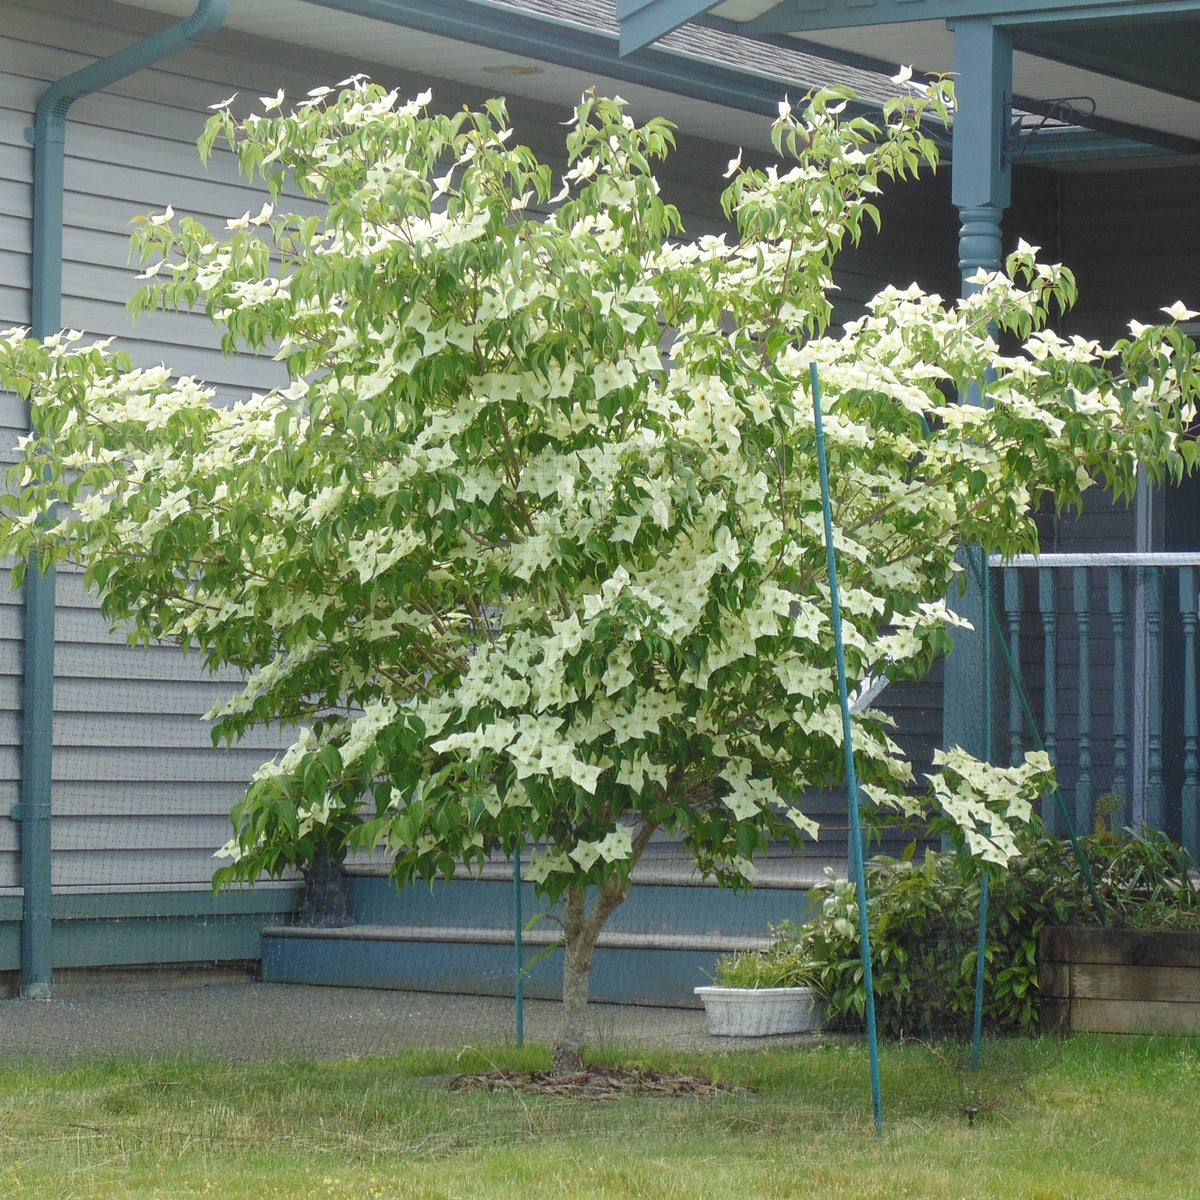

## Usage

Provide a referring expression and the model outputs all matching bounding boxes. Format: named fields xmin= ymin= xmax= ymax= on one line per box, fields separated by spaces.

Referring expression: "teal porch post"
xmin=943 ymin=17 xmax=1012 ymax=764
xmin=948 ymin=15 xmax=1012 ymax=1075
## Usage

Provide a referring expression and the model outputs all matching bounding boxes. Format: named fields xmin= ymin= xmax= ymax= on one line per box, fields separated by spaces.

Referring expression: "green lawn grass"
xmin=2 ymin=1035 xmax=1198 ymax=1199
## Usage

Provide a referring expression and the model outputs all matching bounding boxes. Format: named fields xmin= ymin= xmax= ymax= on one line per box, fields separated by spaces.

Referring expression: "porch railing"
xmin=988 ymin=553 xmax=1200 ymax=859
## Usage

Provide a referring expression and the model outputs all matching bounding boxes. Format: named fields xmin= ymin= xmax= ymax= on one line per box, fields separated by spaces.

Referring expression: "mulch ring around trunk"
xmin=449 ymin=1064 xmax=745 ymax=1099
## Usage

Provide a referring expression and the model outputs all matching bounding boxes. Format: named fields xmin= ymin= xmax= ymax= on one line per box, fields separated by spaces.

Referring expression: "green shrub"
xmin=793 ymin=826 xmax=1200 ymax=1036
xmin=720 ymin=824 xmax=1200 ymax=1037
xmin=793 ymin=836 xmax=1096 ymax=1037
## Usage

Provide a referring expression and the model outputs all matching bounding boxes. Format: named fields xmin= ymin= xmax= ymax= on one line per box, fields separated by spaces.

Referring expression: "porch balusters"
xmin=1181 ymin=567 xmax=1198 ymax=854
xmin=1107 ymin=568 xmax=1129 ymax=828
xmin=1073 ymin=568 xmax=1092 ymax=836
xmin=1144 ymin=568 xmax=1164 ymax=832
xmin=992 ymin=556 xmax=1200 ymax=860
xmin=1038 ymin=568 xmax=1059 ymax=832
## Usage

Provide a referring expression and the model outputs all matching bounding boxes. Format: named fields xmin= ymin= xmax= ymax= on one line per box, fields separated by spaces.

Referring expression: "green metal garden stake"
xmin=971 ymin=869 xmax=989 ymax=1074
xmin=513 ymin=846 xmax=525 ymax=1046
xmin=810 ymin=363 xmax=884 ymax=1136
xmin=972 ymin=542 xmax=992 ymax=1075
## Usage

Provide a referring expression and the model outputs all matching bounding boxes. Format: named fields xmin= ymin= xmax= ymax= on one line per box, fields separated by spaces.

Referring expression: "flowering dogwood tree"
xmin=2 ymin=78 xmax=1197 ymax=1067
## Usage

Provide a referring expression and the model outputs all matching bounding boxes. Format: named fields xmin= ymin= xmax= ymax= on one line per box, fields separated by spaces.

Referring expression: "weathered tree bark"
xmin=550 ymin=821 xmax=658 ymax=1074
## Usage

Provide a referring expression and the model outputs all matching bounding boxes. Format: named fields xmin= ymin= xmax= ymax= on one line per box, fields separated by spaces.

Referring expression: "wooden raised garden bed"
xmin=1039 ymin=926 xmax=1200 ymax=1034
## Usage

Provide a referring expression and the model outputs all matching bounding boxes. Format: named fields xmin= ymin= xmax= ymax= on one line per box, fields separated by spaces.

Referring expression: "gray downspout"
xmin=19 ymin=0 xmax=229 ymax=999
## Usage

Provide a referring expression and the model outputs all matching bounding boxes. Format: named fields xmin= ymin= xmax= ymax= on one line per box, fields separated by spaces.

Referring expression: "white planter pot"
xmin=694 ymin=986 xmax=822 ymax=1037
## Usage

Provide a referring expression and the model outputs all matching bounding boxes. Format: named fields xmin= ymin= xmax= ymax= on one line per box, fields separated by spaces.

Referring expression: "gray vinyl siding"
xmin=0 ymin=0 xmax=821 ymax=903
xmin=0 ymin=0 xmax=316 ymax=901
xmin=46 ymin=565 xmax=300 ymax=892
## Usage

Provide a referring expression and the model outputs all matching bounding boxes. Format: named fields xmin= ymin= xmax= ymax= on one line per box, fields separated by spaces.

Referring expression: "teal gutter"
xmin=19 ymin=0 xmax=229 ymax=1000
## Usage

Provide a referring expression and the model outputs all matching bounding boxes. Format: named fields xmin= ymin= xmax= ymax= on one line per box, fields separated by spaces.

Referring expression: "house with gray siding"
xmin=2 ymin=0 xmax=1198 ymax=1003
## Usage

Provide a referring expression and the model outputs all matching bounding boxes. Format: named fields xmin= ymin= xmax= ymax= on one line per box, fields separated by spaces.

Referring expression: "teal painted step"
xmin=262 ymin=861 xmax=835 ymax=1006
xmin=262 ymin=924 xmax=777 ymax=1007
xmin=344 ymin=860 xmax=829 ymax=936
xmin=0 ymin=886 xmax=302 ymax=973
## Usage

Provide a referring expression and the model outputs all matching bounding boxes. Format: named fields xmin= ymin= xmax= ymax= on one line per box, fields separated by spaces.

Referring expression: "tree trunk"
xmin=297 ymin=852 xmax=348 ymax=927
xmin=552 ymin=879 xmax=623 ymax=1073
xmin=550 ymin=822 xmax=658 ymax=1074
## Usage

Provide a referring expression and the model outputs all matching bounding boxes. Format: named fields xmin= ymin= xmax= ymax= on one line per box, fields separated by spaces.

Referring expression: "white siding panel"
xmin=52 ymin=714 xmax=295 ymax=755
xmin=0 ymin=392 xmax=25 ymax=432
xmin=53 ymin=678 xmax=249 ymax=716
xmin=51 ymin=642 xmax=245 ymax=684
xmin=52 ymin=814 xmax=235 ymax=852
xmin=51 ymin=747 xmax=275 ymax=783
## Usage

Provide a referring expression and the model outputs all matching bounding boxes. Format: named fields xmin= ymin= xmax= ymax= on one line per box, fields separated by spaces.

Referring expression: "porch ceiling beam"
xmin=1009 ymin=19 xmax=1200 ymax=105
xmin=302 ymin=0 xmax=793 ymax=118
xmin=991 ymin=1 xmax=1200 ymax=28
xmin=615 ymin=0 xmax=721 ymax=54
xmin=691 ymin=21 xmax=1200 ymax=157
xmin=614 ymin=0 xmax=1200 ymax=72
xmin=738 ymin=0 xmax=1200 ymax=37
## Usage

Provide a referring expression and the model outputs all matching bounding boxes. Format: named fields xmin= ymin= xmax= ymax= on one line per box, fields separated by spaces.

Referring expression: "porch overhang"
xmin=618 ymin=0 xmax=1200 ymax=155
xmin=298 ymin=0 xmax=801 ymax=122
xmin=111 ymin=0 xmax=907 ymax=156
xmin=617 ymin=0 xmax=1200 ymax=771
xmin=620 ymin=0 xmax=1198 ymax=45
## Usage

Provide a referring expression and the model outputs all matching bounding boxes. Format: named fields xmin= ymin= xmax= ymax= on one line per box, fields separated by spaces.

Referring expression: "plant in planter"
xmin=695 ymin=928 xmax=822 ymax=1037
xmin=1089 ymin=823 xmax=1200 ymax=931
xmin=1041 ymin=823 xmax=1200 ymax=1033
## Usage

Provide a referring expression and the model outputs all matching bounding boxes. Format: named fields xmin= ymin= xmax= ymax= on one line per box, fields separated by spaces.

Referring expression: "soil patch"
xmin=449 ymin=1064 xmax=742 ymax=1099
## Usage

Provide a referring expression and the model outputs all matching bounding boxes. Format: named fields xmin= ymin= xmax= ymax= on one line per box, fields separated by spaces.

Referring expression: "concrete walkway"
xmin=0 ymin=983 xmax=821 ymax=1065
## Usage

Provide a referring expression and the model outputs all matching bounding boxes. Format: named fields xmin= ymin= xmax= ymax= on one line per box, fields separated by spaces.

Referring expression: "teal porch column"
xmin=943 ymin=17 xmax=1013 ymax=764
